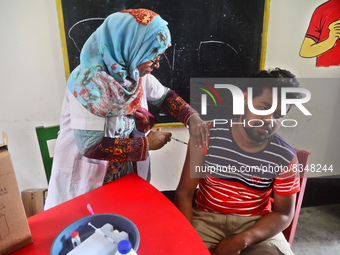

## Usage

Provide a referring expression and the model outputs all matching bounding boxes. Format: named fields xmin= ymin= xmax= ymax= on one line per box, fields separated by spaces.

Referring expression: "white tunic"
xmin=44 ymin=74 xmax=166 ymax=210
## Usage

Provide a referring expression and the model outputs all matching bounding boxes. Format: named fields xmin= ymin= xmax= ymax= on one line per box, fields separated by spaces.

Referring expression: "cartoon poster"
xmin=299 ymin=0 xmax=340 ymax=67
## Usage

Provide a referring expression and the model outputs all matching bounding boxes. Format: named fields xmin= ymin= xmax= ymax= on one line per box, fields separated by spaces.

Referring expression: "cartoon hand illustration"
xmin=299 ymin=1 xmax=340 ymax=67
xmin=300 ymin=19 xmax=340 ymax=59
xmin=328 ymin=19 xmax=340 ymax=41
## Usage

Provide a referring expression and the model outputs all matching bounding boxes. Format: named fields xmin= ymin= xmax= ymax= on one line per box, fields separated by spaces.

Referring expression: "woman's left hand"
xmin=187 ymin=114 xmax=209 ymax=148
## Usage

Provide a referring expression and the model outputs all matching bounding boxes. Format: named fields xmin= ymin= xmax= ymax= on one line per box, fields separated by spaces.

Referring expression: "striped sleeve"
xmin=273 ymin=154 xmax=300 ymax=196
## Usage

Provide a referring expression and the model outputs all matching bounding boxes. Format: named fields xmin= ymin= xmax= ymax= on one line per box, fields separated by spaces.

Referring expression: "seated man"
xmin=175 ymin=68 xmax=303 ymax=255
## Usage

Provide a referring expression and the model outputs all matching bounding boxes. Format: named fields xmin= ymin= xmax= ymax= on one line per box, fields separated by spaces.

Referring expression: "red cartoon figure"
xmin=300 ymin=0 xmax=340 ymax=67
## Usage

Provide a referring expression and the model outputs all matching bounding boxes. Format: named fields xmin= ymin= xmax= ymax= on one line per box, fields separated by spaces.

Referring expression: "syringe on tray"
xmin=88 ymin=222 xmax=116 ymax=243
xmin=67 ymin=222 xmax=129 ymax=255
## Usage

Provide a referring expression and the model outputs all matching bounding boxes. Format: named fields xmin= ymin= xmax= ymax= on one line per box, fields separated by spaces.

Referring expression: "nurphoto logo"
xmin=191 ymin=78 xmax=312 ymax=128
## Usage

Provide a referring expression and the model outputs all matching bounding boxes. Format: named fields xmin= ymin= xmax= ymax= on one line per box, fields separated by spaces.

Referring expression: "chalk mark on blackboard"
xmin=172 ymin=43 xmax=176 ymax=72
xmin=169 ymin=43 xmax=176 ymax=90
xmin=198 ymin=40 xmax=238 ymax=63
xmin=68 ymin=18 xmax=106 ymax=52
xmin=161 ymin=43 xmax=176 ymax=90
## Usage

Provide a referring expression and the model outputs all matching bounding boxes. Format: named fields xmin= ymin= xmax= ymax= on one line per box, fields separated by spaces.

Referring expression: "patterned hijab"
xmin=67 ymin=9 xmax=171 ymax=117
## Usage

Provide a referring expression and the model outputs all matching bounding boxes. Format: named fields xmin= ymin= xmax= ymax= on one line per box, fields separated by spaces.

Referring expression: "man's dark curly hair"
xmin=244 ymin=68 xmax=302 ymax=99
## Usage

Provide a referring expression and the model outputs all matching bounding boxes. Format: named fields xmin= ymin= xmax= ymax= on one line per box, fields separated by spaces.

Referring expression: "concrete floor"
xmin=292 ymin=203 xmax=340 ymax=255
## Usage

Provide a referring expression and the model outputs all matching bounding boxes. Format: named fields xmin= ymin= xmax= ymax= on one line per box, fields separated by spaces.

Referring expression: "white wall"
xmin=265 ymin=0 xmax=340 ymax=78
xmin=0 ymin=0 xmax=65 ymax=191
xmin=265 ymin=0 xmax=340 ymax=177
xmin=0 ymin=0 xmax=339 ymax=193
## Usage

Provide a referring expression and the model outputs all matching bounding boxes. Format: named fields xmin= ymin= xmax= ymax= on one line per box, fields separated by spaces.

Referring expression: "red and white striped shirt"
xmin=195 ymin=122 xmax=300 ymax=216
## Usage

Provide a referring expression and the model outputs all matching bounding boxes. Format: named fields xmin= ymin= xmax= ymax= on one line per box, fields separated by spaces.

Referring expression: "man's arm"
xmin=212 ymin=193 xmax=296 ymax=255
xmin=174 ymin=139 xmax=205 ymax=223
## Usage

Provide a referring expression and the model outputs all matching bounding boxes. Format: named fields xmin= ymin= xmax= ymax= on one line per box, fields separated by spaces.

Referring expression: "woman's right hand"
xmin=147 ymin=127 xmax=172 ymax=150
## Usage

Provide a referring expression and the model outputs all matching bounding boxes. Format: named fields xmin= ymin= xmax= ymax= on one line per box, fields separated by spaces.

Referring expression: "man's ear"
xmin=243 ymin=91 xmax=247 ymax=106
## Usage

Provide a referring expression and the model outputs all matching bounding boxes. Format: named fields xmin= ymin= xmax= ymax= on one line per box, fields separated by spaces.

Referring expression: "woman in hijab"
xmin=44 ymin=9 xmax=208 ymax=209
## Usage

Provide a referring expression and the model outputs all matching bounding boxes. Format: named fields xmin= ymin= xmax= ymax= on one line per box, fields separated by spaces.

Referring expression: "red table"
xmin=12 ymin=173 xmax=210 ymax=254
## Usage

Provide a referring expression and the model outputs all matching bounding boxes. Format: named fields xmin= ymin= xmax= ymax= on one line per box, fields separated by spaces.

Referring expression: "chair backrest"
xmin=35 ymin=125 xmax=60 ymax=183
xmin=282 ymin=149 xmax=312 ymax=246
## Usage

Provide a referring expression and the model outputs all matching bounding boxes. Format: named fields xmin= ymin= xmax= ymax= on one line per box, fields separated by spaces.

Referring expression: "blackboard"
xmin=56 ymin=0 xmax=269 ymax=125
